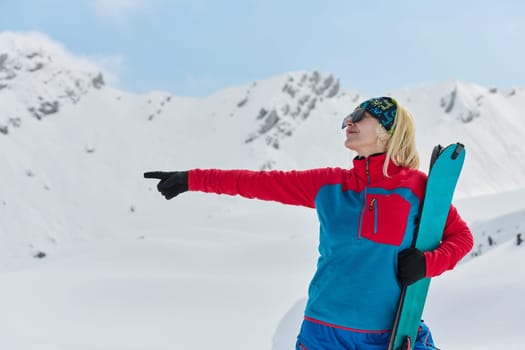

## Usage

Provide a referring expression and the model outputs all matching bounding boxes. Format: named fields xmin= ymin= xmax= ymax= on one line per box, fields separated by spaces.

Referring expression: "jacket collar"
xmin=352 ymin=153 xmax=402 ymax=184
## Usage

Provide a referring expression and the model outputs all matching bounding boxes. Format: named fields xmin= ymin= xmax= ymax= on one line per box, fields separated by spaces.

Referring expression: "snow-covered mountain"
xmin=0 ymin=31 xmax=105 ymax=127
xmin=2 ymin=31 xmax=525 ymax=264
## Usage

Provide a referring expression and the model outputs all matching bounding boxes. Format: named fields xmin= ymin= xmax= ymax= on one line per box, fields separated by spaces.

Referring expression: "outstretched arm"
xmin=188 ymin=168 xmax=337 ymax=208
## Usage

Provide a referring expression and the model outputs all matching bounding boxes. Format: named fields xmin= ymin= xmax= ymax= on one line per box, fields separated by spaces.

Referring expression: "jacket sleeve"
xmin=188 ymin=168 xmax=338 ymax=208
xmin=424 ymin=205 xmax=474 ymax=277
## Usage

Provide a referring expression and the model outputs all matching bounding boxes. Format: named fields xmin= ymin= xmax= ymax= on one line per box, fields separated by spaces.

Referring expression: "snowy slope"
xmin=426 ymin=239 xmax=525 ymax=349
xmin=0 ymin=212 xmax=523 ymax=350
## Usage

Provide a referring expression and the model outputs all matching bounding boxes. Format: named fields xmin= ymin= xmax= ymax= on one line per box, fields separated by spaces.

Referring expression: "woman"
xmin=144 ymin=96 xmax=473 ymax=349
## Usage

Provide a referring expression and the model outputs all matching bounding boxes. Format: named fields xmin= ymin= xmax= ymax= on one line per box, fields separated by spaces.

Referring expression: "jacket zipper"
xmin=357 ymin=158 xmax=371 ymax=239
xmin=371 ymin=198 xmax=378 ymax=234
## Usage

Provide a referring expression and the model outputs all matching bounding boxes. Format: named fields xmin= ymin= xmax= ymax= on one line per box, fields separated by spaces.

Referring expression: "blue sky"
xmin=2 ymin=0 xmax=525 ymax=96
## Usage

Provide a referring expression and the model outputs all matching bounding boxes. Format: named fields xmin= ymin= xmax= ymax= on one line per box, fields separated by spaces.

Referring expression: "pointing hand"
xmin=144 ymin=171 xmax=189 ymax=200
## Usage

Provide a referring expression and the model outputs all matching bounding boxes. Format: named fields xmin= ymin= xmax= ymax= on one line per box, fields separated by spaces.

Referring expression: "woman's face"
xmin=344 ymin=112 xmax=388 ymax=156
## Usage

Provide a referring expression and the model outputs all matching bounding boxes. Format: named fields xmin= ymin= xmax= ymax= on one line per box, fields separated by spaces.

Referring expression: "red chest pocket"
xmin=361 ymin=193 xmax=410 ymax=246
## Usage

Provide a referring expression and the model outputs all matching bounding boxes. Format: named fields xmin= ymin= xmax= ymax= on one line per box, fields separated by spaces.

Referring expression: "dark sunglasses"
xmin=341 ymin=108 xmax=366 ymax=129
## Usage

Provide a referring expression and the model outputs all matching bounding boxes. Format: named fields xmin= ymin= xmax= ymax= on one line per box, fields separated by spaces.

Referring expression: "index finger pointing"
xmin=143 ymin=171 xmax=169 ymax=180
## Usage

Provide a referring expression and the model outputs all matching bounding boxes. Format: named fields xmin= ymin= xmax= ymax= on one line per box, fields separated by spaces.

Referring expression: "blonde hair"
xmin=382 ymin=102 xmax=420 ymax=176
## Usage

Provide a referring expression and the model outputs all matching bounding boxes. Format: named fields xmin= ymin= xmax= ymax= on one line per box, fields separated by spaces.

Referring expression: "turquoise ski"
xmin=388 ymin=143 xmax=466 ymax=350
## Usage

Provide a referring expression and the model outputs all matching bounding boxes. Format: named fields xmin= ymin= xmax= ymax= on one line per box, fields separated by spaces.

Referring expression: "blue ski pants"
xmin=296 ymin=317 xmax=437 ymax=350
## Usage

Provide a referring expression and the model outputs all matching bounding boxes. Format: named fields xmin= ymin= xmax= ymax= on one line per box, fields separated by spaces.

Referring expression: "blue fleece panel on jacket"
xmin=305 ymin=184 xmax=421 ymax=331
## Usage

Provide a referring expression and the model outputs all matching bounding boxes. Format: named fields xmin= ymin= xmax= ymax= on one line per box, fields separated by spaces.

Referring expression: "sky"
xmin=2 ymin=0 xmax=525 ymax=97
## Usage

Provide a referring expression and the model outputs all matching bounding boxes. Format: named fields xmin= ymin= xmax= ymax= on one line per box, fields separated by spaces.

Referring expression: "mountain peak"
xmin=0 ymin=31 xmax=105 ymax=131
xmin=242 ymin=70 xmax=341 ymax=150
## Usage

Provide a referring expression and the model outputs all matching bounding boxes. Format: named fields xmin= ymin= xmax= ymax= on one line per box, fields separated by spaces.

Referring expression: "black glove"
xmin=397 ymin=248 xmax=426 ymax=286
xmin=144 ymin=171 xmax=188 ymax=200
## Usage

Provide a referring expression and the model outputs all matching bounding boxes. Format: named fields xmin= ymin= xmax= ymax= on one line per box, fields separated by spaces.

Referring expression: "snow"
xmin=0 ymin=207 xmax=524 ymax=349
xmin=426 ymin=240 xmax=525 ymax=349
xmin=1 ymin=31 xmax=525 ymax=349
xmin=0 ymin=232 xmax=317 ymax=349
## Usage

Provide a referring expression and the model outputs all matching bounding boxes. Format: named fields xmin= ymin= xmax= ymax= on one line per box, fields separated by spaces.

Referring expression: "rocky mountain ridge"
xmin=0 ymin=32 xmax=105 ymax=134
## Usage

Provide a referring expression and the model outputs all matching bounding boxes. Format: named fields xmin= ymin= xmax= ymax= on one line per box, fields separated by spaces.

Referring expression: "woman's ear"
xmin=376 ymin=125 xmax=390 ymax=147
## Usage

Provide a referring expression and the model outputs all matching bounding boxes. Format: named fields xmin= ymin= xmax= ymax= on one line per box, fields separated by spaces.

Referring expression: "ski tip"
xmin=451 ymin=142 xmax=465 ymax=160
xmin=428 ymin=144 xmax=443 ymax=173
